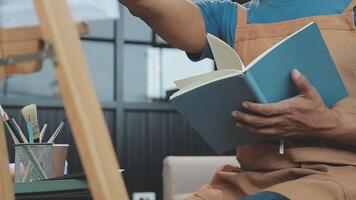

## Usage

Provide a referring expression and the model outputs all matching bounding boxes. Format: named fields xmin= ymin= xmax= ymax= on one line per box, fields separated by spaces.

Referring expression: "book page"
xmin=206 ymin=34 xmax=244 ymax=71
xmin=170 ymin=69 xmax=240 ymax=99
xmin=174 ymin=70 xmax=238 ymax=90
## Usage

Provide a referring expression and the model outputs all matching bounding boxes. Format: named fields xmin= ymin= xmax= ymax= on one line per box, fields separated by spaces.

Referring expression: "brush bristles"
xmin=21 ymin=104 xmax=41 ymax=139
xmin=21 ymin=104 xmax=37 ymax=122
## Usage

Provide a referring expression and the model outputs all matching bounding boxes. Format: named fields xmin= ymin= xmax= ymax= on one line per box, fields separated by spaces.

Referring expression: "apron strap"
xmin=235 ymin=4 xmax=248 ymax=44
xmin=236 ymin=4 xmax=248 ymax=28
xmin=343 ymin=0 xmax=356 ymax=13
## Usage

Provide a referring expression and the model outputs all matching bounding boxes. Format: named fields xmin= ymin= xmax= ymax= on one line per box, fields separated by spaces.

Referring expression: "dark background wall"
xmin=121 ymin=109 xmax=221 ymax=200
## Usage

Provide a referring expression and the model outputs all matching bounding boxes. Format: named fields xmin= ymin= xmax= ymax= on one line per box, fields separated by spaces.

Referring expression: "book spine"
xmin=243 ymin=71 xmax=268 ymax=103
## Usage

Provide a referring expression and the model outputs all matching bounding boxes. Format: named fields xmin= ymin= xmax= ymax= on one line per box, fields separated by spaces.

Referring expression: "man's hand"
xmin=231 ymin=69 xmax=341 ymax=139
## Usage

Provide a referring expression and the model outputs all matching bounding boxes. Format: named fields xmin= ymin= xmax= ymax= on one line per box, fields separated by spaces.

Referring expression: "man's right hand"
xmin=120 ymin=0 xmax=206 ymax=54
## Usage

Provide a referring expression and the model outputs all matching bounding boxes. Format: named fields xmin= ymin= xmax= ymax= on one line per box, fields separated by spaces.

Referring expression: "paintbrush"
xmin=39 ymin=123 xmax=47 ymax=143
xmin=0 ymin=104 xmax=9 ymax=121
xmin=47 ymin=120 xmax=65 ymax=143
xmin=21 ymin=104 xmax=41 ymax=143
xmin=0 ymin=104 xmax=25 ymax=144
xmin=7 ymin=115 xmax=28 ymax=143
xmin=4 ymin=121 xmax=20 ymax=144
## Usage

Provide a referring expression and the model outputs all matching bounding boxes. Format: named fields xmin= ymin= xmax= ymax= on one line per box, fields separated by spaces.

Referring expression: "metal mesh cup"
xmin=15 ymin=144 xmax=53 ymax=183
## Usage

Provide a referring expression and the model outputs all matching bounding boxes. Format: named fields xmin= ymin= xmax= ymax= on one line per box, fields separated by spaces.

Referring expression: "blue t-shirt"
xmin=189 ymin=0 xmax=356 ymax=61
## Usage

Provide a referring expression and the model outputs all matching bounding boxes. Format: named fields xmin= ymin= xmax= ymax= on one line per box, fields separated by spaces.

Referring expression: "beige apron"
xmin=186 ymin=1 xmax=356 ymax=200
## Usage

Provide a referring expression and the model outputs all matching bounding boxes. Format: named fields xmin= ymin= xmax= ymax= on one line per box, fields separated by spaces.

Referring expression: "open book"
xmin=170 ymin=22 xmax=348 ymax=153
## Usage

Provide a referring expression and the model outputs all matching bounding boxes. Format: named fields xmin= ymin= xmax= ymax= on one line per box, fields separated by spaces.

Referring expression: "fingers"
xmin=241 ymin=101 xmax=290 ymax=116
xmin=232 ymin=110 xmax=290 ymax=138
xmin=234 ymin=121 xmax=286 ymax=137
xmin=291 ymin=69 xmax=316 ymax=96
xmin=232 ymin=110 xmax=284 ymax=127
xmin=236 ymin=120 xmax=305 ymax=138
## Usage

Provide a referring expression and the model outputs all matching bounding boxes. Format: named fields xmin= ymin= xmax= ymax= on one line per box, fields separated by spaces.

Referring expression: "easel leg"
xmin=0 ymin=32 xmax=6 ymax=80
xmin=33 ymin=0 xmax=129 ymax=200
xmin=0 ymin=121 xmax=15 ymax=200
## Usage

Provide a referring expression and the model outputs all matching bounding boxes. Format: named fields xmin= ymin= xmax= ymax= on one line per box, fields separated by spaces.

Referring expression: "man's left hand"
xmin=231 ymin=69 xmax=341 ymax=139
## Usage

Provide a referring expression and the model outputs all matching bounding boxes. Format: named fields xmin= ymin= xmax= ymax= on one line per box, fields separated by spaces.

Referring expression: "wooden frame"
xmin=0 ymin=23 xmax=88 ymax=76
xmin=0 ymin=121 xmax=15 ymax=200
xmin=0 ymin=0 xmax=129 ymax=199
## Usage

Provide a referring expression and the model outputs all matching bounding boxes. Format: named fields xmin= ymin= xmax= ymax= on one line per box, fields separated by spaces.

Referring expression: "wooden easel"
xmin=0 ymin=0 xmax=129 ymax=199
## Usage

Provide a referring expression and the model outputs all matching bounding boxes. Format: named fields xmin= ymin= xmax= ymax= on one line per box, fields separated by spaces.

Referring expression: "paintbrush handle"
xmin=47 ymin=122 xmax=64 ymax=143
xmin=39 ymin=124 xmax=47 ymax=143
xmin=4 ymin=122 xmax=20 ymax=144
xmin=27 ymin=123 xmax=34 ymax=144
xmin=8 ymin=118 xmax=28 ymax=143
xmin=32 ymin=121 xmax=41 ymax=142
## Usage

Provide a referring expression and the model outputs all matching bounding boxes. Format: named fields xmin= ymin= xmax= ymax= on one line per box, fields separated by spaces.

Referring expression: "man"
xmin=121 ymin=0 xmax=356 ymax=199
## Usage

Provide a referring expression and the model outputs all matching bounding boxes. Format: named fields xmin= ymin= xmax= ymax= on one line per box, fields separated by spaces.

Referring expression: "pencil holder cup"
xmin=15 ymin=144 xmax=53 ymax=183
xmin=52 ymin=144 xmax=69 ymax=177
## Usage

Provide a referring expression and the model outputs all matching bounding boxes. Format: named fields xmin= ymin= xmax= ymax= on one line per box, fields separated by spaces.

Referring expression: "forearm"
xmin=120 ymin=0 xmax=206 ymax=53
xmin=120 ymin=0 xmax=162 ymax=19
xmin=326 ymin=110 xmax=356 ymax=145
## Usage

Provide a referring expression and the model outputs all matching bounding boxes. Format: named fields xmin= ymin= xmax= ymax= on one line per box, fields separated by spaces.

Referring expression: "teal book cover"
xmin=170 ymin=22 xmax=348 ymax=153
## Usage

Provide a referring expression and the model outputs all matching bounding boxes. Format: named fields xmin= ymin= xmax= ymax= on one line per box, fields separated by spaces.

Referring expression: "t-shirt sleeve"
xmin=187 ymin=0 xmax=237 ymax=62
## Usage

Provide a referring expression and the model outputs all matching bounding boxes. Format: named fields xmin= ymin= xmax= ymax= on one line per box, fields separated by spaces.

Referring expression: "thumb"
xmin=291 ymin=69 xmax=316 ymax=95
